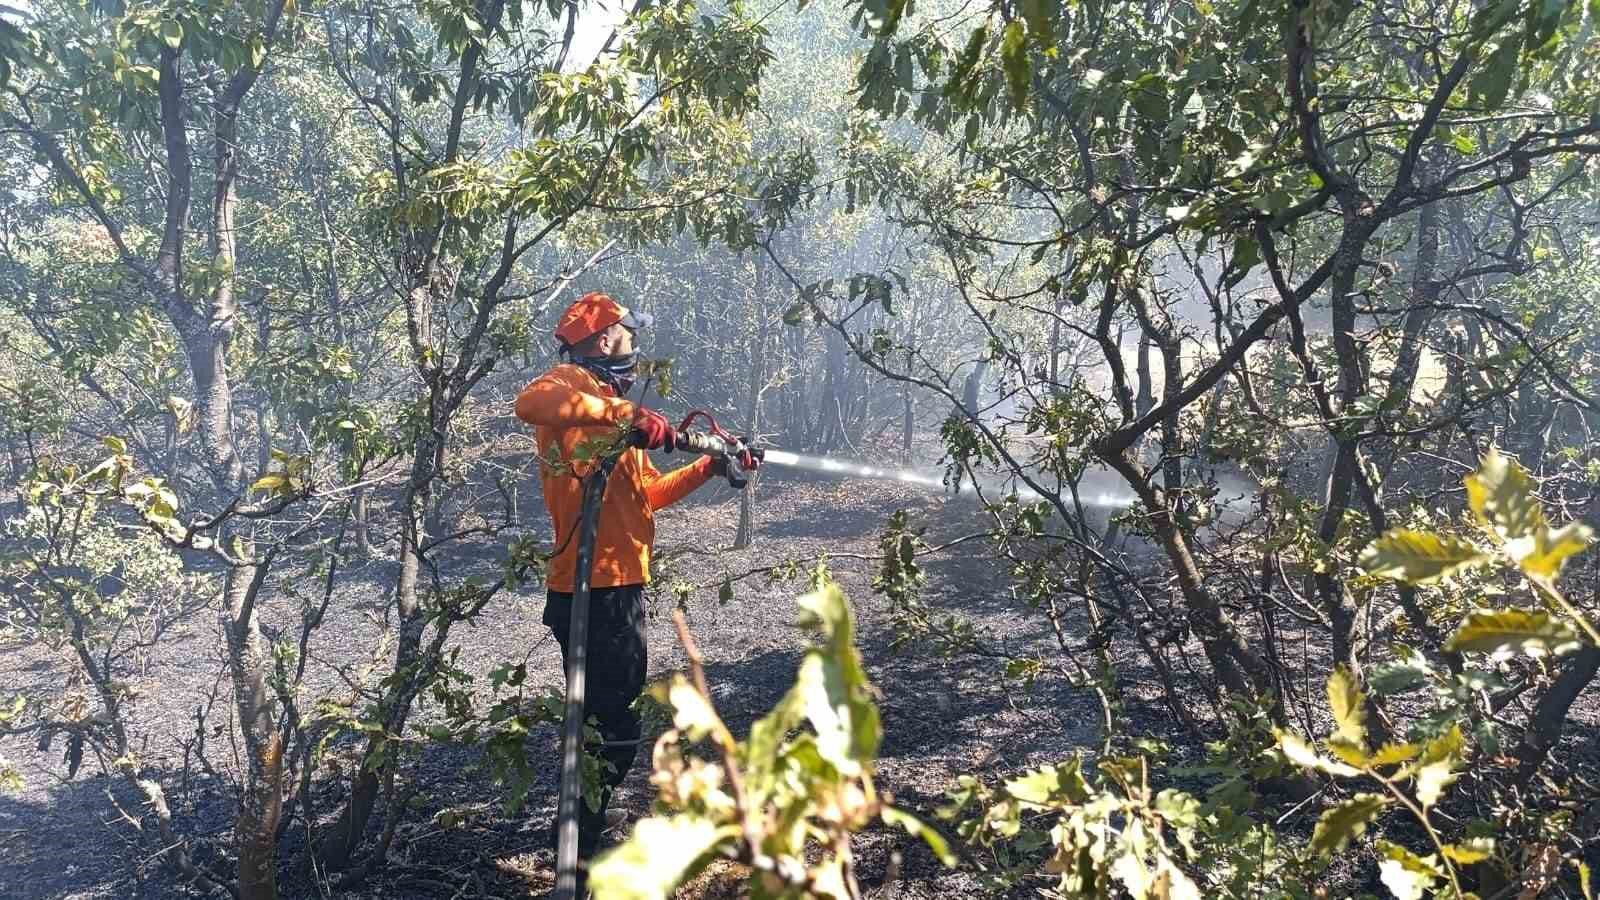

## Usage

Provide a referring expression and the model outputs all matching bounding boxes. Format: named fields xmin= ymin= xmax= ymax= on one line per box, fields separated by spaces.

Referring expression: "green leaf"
xmin=742 ymin=685 xmax=805 ymax=802
xmin=1519 ymin=520 xmax=1593 ymax=578
xmin=796 ymin=584 xmax=881 ymax=774
xmin=944 ymin=24 xmax=989 ymax=109
xmin=662 ymin=675 xmax=720 ymax=742
xmin=1413 ymin=758 xmax=1459 ymax=810
xmin=1327 ymin=665 xmax=1366 ymax=749
xmin=1468 ymin=38 xmax=1520 ymax=109
xmin=1441 ymin=837 xmax=1495 ymax=865
xmin=809 ymin=857 xmax=852 ymax=898
xmin=1358 ymin=530 xmax=1489 ymax=584
xmin=1276 ymin=729 xmax=1360 ymax=777
xmin=588 ymin=815 xmax=730 ymax=900
xmin=0 ymin=756 xmax=22 ymax=794
xmin=1469 ymin=0 xmax=1521 ymax=37
xmin=1149 ymin=857 xmax=1204 ymax=900
xmin=1018 ymin=0 xmax=1058 ymax=46
xmin=1464 ymin=447 xmax=1543 ymax=541
xmin=882 ymin=806 xmax=958 ymax=866
xmin=798 ymin=582 xmax=852 ymax=644
xmin=1444 ymin=608 xmax=1583 ymax=657
xmin=251 ymin=473 xmax=287 ymax=494
xmin=1411 ymin=724 xmax=1464 ymax=808
xmin=1004 ymin=758 xmax=1091 ymax=807
xmin=1376 ymin=840 xmax=1442 ymax=900
xmin=1328 ymin=738 xmax=1370 ymax=768
xmin=1310 ymin=793 xmax=1388 ymax=856
xmin=1224 ymin=236 xmax=1260 ymax=289
xmin=1368 ymin=742 xmax=1422 ymax=767
xmin=1000 ymin=21 xmax=1030 ymax=105
xmin=1368 ymin=660 xmax=1431 ymax=695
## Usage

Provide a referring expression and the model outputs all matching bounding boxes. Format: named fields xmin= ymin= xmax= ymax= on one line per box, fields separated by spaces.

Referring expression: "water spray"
xmin=664 ymin=409 xmax=1140 ymax=509
xmin=759 ymin=449 xmax=1141 ymax=510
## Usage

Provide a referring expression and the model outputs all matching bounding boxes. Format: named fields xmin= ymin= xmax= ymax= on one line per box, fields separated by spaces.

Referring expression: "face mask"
xmin=576 ymin=351 xmax=638 ymax=394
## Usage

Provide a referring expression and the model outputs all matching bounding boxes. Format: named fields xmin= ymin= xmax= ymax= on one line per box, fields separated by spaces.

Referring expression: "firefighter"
xmin=514 ymin=291 xmax=749 ymax=885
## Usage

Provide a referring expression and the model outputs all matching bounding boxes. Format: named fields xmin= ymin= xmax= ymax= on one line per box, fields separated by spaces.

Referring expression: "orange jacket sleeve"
xmin=515 ymin=366 xmax=634 ymax=428
xmin=641 ymin=454 xmax=715 ymax=511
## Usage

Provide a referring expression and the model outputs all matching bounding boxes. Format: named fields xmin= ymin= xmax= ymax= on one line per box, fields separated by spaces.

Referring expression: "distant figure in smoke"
xmin=514 ymin=292 xmax=750 ymax=889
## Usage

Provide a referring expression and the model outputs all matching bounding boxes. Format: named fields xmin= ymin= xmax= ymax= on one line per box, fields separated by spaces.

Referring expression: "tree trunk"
xmin=1378 ymin=186 xmax=1442 ymax=484
xmin=212 ymin=68 xmax=285 ymax=900
xmin=901 ymin=385 xmax=913 ymax=460
xmin=16 ymin=6 xmax=289 ymax=894
xmin=318 ymin=419 xmax=438 ymax=870
xmin=3 ymin=429 xmax=21 ymax=481
xmin=1513 ymin=646 xmax=1600 ymax=784
xmin=1135 ymin=332 xmax=1155 ymax=419
xmin=1098 ymin=445 xmax=1279 ymax=709
xmin=1298 ymin=213 xmax=1378 ymax=676
xmin=962 ymin=360 xmax=988 ymax=415
xmin=224 ymin=552 xmax=283 ymax=900
xmin=353 ymin=486 xmax=374 ymax=557
xmin=734 ymin=272 xmax=768 ymax=550
xmin=784 ymin=325 xmax=810 ymax=447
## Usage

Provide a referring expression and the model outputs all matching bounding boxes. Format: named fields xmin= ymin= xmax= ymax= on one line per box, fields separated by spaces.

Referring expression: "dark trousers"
xmin=543 ymin=584 xmax=647 ymax=856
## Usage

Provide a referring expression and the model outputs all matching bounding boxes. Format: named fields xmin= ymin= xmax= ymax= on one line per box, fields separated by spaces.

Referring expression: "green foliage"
xmin=1358 ymin=531 xmax=1490 ymax=585
xmin=250 ymin=448 xmax=314 ymax=500
xmin=1275 ymin=668 xmax=1477 ymax=897
xmin=590 ymin=583 xmax=953 ymax=899
xmin=0 ymin=375 xmax=68 ymax=437
xmin=1443 ymin=609 xmax=1584 ymax=657
xmin=5 ymin=0 xmax=1600 ymax=895
xmin=871 ymin=510 xmax=926 ymax=639
xmin=1311 ymin=794 xmax=1389 ymax=857
xmin=0 ymin=697 xmax=26 ymax=791
xmin=1 ymin=443 xmax=208 ymax=779
xmin=422 ymin=658 xmax=611 ymax=816
xmin=942 ymin=447 xmax=1600 ymax=897
xmin=940 ymin=749 xmax=1311 ymax=899
xmin=1254 ymin=452 xmax=1600 ymax=897
xmin=1362 ymin=447 xmax=1600 ymax=652
xmin=592 ymin=816 xmax=729 ymax=900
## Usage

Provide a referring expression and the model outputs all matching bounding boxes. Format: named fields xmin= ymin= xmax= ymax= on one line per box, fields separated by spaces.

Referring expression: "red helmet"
xmin=554 ymin=292 xmax=653 ymax=347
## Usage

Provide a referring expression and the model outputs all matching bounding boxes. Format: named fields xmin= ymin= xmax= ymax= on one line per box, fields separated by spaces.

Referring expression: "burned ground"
xmin=1 ymin=468 xmax=1130 ymax=899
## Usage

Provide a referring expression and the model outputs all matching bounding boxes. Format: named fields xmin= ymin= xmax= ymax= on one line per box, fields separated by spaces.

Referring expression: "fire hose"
xmin=554 ymin=411 xmax=762 ymax=900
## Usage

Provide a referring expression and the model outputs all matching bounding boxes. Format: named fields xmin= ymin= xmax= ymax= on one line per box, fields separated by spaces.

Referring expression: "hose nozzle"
xmin=677 ymin=430 xmax=760 ymax=488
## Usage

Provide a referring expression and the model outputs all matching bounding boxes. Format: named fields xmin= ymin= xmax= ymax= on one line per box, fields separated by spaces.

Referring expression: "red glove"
xmin=629 ymin=406 xmax=677 ymax=452
xmin=735 ymin=436 xmax=759 ymax=471
xmin=710 ymin=443 xmax=759 ymax=475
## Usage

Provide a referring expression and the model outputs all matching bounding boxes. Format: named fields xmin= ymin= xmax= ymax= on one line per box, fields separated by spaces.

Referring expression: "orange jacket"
xmin=514 ymin=363 xmax=713 ymax=592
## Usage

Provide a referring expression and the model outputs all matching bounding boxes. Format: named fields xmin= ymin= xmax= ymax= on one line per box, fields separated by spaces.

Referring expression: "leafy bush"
xmin=927 ymin=448 xmax=1600 ymax=899
xmin=590 ymin=581 xmax=954 ymax=899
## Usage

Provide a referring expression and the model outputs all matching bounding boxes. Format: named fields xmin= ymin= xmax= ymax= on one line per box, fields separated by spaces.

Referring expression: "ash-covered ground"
xmin=0 ymin=466 xmax=1174 ymax=899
